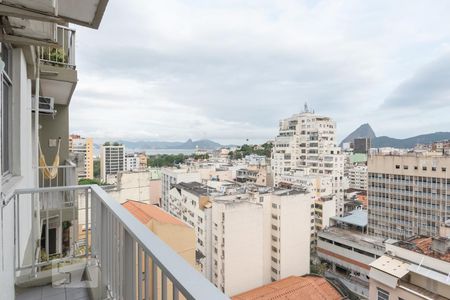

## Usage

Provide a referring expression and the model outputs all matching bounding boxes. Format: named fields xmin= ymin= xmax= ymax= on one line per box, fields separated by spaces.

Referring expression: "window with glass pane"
xmin=1 ymin=44 xmax=12 ymax=176
xmin=377 ymin=288 xmax=390 ymax=300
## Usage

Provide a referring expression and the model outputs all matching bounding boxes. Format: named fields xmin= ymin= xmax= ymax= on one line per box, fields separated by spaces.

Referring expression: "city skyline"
xmin=71 ymin=0 xmax=450 ymax=144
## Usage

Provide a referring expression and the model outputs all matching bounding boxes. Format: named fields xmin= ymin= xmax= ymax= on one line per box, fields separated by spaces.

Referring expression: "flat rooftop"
xmin=174 ymin=181 xmax=214 ymax=196
xmin=320 ymin=226 xmax=385 ymax=251
xmin=330 ymin=209 xmax=368 ymax=228
xmin=370 ymin=255 xmax=410 ymax=278
xmin=272 ymin=188 xmax=308 ymax=196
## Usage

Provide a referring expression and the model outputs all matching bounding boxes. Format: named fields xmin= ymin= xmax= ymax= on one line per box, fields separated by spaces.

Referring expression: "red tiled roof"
xmin=122 ymin=200 xmax=187 ymax=227
xmin=232 ymin=275 xmax=343 ymax=300
xmin=408 ymin=237 xmax=450 ymax=263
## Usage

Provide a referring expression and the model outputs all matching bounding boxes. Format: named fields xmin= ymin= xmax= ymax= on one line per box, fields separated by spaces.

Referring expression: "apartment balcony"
xmin=8 ymin=185 xmax=229 ymax=300
xmin=39 ymin=26 xmax=78 ymax=106
xmin=39 ymin=160 xmax=77 ymax=189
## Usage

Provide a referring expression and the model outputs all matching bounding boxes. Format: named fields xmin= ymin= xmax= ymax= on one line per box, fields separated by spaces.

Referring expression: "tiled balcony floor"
xmin=16 ymin=285 xmax=89 ymax=300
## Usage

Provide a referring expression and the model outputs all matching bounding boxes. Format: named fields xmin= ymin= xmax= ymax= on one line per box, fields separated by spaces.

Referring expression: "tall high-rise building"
xmin=353 ymin=137 xmax=371 ymax=154
xmin=100 ymin=143 xmax=125 ymax=183
xmin=368 ymin=153 xmax=450 ymax=239
xmin=69 ymin=134 xmax=94 ymax=179
xmin=271 ymin=105 xmax=345 ymax=216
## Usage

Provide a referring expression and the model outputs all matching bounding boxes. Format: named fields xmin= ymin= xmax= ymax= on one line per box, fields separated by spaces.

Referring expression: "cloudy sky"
xmin=70 ymin=0 xmax=450 ymax=144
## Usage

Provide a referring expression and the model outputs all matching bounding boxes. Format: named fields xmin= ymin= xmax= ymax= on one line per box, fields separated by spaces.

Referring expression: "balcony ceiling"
xmin=40 ymin=78 xmax=76 ymax=106
xmin=40 ymin=64 xmax=77 ymax=106
xmin=2 ymin=17 xmax=57 ymax=46
xmin=0 ymin=0 xmax=109 ymax=29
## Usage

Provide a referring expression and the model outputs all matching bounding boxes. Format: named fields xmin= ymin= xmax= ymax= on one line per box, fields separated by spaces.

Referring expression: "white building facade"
xmin=100 ymin=144 xmax=125 ymax=183
xmin=269 ymin=190 xmax=312 ymax=281
xmin=168 ymin=181 xmax=213 ymax=280
xmin=348 ymin=164 xmax=368 ymax=190
xmin=124 ymin=153 xmax=139 ymax=171
xmin=161 ymin=168 xmax=201 ymax=211
xmin=271 ymin=107 xmax=345 ymax=216
xmin=211 ymin=199 xmax=264 ymax=296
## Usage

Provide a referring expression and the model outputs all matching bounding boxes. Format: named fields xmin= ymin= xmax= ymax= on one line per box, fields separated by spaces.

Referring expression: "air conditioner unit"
xmin=32 ymin=96 xmax=56 ymax=116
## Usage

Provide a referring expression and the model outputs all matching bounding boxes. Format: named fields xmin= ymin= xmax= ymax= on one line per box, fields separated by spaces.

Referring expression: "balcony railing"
xmin=39 ymin=25 xmax=76 ymax=69
xmin=39 ymin=159 xmax=77 ymax=188
xmin=10 ymin=185 xmax=229 ymax=300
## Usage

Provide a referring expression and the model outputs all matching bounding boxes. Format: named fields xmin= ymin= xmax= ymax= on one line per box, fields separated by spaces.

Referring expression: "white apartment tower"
xmin=269 ymin=190 xmax=312 ymax=281
xmin=100 ymin=143 xmax=125 ymax=183
xmin=272 ymin=105 xmax=345 ymax=216
xmin=124 ymin=153 xmax=139 ymax=171
xmin=69 ymin=134 xmax=94 ymax=179
xmin=211 ymin=199 xmax=264 ymax=296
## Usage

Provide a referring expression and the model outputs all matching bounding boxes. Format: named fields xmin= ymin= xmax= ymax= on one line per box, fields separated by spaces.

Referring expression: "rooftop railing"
xmin=39 ymin=25 xmax=76 ymax=69
xmin=10 ymin=185 xmax=229 ymax=300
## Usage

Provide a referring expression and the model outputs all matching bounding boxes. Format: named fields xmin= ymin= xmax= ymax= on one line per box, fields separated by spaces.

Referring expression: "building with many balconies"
xmin=271 ymin=105 xmax=345 ymax=217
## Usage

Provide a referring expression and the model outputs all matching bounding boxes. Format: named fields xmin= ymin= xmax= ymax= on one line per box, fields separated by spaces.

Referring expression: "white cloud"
xmin=70 ymin=0 xmax=450 ymax=143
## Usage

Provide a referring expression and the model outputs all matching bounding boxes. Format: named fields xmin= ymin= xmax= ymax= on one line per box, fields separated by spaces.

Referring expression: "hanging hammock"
xmin=39 ymin=138 xmax=61 ymax=180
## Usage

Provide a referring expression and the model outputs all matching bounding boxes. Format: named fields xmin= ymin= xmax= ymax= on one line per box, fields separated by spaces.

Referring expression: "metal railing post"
xmin=31 ymin=193 xmax=36 ymax=277
xmin=123 ymin=230 xmax=135 ymax=300
xmin=85 ymin=188 xmax=89 ymax=258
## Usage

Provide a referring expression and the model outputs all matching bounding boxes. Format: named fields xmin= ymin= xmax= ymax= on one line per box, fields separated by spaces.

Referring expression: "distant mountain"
xmin=341 ymin=124 xmax=450 ymax=149
xmin=340 ymin=123 xmax=376 ymax=146
xmin=116 ymin=139 xmax=223 ymax=150
xmin=372 ymin=132 xmax=450 ymax=148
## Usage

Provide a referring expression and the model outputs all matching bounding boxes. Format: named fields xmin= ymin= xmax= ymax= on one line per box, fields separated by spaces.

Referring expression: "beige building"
xmin=211 ymin=198 xmax=265 ymax=296
xmin=269 ymin=190 xmax=312 ymax=281
xmin=368 ymin=153 xmax=450 ymax=239
xmin=69 ymin=134 xmax=94 ymax=179
xmin=122 ymin=200 xmax=196 ymax=264
xmin=278 ymin=172 xmax=336 ymax=247
xmin=369 ymin=234 xmax=450 ymax=300
xmin=149 ymin=177 xmax=162 ymax=205
xmin=107 ymin=169 xmax=161 ymax=204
